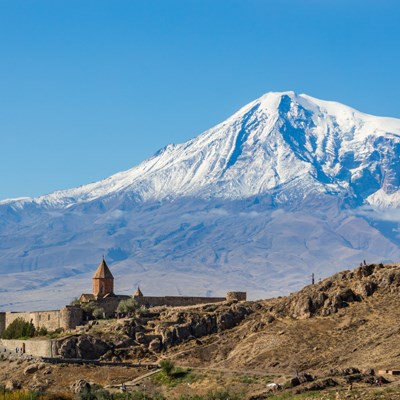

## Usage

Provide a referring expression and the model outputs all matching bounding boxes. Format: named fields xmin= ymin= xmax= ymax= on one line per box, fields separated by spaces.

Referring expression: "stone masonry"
xmin=0 ymin=258 xmax=246 ymax=337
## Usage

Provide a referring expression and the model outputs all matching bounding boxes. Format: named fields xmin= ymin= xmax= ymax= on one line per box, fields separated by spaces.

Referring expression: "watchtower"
xmin=92 ymin=258 xmax=114 ymax=298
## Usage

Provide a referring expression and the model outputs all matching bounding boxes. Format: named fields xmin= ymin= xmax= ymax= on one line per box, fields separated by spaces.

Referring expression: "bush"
xmin=159 ymin=359 xmax=175 ymax=376
xmin=70 ymin=297 xmax=81 ymax=306
xmin=116 ymin=298 xmax=141 ymax=316
xmin=2 ymin=318 xmax=35 ymax=339
xmin=0 ymin=389 xmax=41 ymax=400
xmin=81 ymin=302 xmax=97 ymax=318
xmin=79 ymin=384 xmax=112 ymax=400
xmin=92 ymin=307 xmax=105 ymax=320
xmin=35 ymin=326 xmax=48 ymax=337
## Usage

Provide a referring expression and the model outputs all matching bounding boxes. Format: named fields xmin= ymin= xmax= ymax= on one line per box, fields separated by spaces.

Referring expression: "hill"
xmin=3 ymin=262 xmax=400 ymax=399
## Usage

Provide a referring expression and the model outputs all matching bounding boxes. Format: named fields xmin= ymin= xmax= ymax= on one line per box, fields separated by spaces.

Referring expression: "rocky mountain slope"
xmin=0 ymin=92 xmax=399 ymax=310
xmin=166 ymin=262 xmax=400 ymax=374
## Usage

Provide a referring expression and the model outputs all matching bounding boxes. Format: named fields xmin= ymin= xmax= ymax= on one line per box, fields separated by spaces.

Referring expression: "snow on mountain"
xmin=0 ymin=91 xmax=399 ymax=311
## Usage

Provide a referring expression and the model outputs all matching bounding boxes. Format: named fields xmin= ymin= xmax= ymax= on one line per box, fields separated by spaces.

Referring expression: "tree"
xmin=81 ymin=302 xmax=96 ymax=316
xmin=2 ymin=317 xmax=35 ymax=339
xmin=116 ymin=298 xmax=141 ymax=316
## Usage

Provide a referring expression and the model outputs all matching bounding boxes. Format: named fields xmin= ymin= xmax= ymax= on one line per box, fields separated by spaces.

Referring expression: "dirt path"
xmin=106 ymin=368 xmax=161 ymax=389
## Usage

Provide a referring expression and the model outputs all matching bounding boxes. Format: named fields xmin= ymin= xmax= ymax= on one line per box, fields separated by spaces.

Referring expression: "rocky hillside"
xmin=2 ymin=262 xmax=400 ymax=399
xmin=163 ymin=262 xmax=400 ymax=374
xmin=54 ymin=262 xmax=400 ymax=376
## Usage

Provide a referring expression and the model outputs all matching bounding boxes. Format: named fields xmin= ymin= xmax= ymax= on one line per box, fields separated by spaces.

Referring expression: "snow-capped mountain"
xmin=0 ymin=91 xmax=399 ymax=311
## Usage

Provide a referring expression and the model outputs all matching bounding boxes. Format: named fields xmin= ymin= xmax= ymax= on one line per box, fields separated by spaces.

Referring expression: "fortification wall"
xmin=0 ymin=338 xmax=57 ymax=357
xmin=5 ymin=310 xmax=62 ymax=332
xmin=60 ymin=306 xmax=83 ymax=330
xmin=136 ymin=296 xmax=226 ymax=308
xmin=226 ymin=292 xmax=247 ymax=302
xmin=92 ymin=296 xmax=130 ymax=318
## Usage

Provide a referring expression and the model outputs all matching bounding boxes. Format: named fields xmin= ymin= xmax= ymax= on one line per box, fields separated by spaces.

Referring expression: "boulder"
xmin=356 ymin=264 xmax=375 ymax=278
xmin=193 ymin=322 xmax=207 ymax=337
xmin=58 ymin=337 xmax=78 ymax=358
xmin=307 ymin=378 xmax=338 ymax=390
xmin=59 ymin=335 xmax=110 ymax=360
xmin=362 ymin=368 xmax=375 ymax=376
xmin=161 ymin=328 xmax=176 ymax=348
xmin=76 ymin=335 xmax=110 ymax=359
xmin=217 ymin=312 xmax=235 ymax=330
xmin=298 ymin=373 xmax=315 ymax=384
xmin=5 ymin=380 xmax=21 ymax=390
xmin=175 ymin=325 xmax=191 ymax=341
xmin=24 ymin=364 xmax=39 ymax=374
xmin=148 ymin=338 xmax=162 ymax=352
xmin=355 ymin=281 xmax=377 ymax=297
xmin=70 ymin=379 xmax=91 ymax=394
xmin=341 ymin=367 xmax=360 ymax=375
xmin=289 ymin=377 xmax=301 ymax=387
xmin=135 ymin=332 xmax=148 ymax=345
xmin=337 ymin=288 xmax=359 ymax=303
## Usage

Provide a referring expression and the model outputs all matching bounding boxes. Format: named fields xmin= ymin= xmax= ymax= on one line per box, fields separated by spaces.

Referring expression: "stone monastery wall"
xmin=0 ymin=338 xmax=57 ymax=357
xmin=5 ymin=310 xmax=62 ymax=332
xmin=135 ymin=292 xmax=247 ymax=307
xmin=136 ymin=295 xmax=226 ymax=308
xmin=0 ymin=306 xmax=83 ymax=336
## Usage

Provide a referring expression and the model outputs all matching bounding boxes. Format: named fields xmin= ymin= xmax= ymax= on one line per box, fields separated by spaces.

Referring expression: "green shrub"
xmin=116 ymin=298 xmax=141 ymax=316
xmin=79 ymin=384 xmax=112 ymax=400
xmin=70 ymin=297 xmax=81 ymax=306
xmin=81 ymin=302 xmax=97 ymax=319
xmin=0 ymin=389 xmax=41 ymax=400
xmin=92 ymin=307 xmax=105 ymax=320
xmin=2 ymin=318 xmax=35 ymax=339
xmin=35 ymin=326 xmax=48 ymax=337
xmin=159 ymin=359 xmax=175 ymax=376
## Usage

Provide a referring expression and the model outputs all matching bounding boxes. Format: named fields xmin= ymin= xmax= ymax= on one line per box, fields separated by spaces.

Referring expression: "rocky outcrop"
xmin=24 ymin=364 xmax=39 ymax=374
xmin=153 ymin=303 xmax=253 ymax=351
xmin=58 ymin=335 xmax=110 ymax=359
xmin=272 ymin=264 xmax=399 ymax=319
xmin=70 ymin=380 xmax=91 ymax=394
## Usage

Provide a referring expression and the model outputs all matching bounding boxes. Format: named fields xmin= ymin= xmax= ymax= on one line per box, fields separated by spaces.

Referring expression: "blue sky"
xmin=0 ymin=0 xmax=399 ymax=200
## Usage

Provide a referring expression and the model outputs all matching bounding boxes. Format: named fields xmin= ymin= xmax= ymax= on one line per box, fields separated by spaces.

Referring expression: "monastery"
xmin=0 ymin=259 xmax=246 ymax=335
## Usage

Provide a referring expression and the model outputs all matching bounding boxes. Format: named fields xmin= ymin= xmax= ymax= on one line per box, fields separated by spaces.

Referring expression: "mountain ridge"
xmin=0 ymin=91 xmax=399 ymax=311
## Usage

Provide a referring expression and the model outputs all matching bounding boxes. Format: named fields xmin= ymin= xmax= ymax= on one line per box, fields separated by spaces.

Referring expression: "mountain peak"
xmin=2 ymin=92 xmax=400 ymax=208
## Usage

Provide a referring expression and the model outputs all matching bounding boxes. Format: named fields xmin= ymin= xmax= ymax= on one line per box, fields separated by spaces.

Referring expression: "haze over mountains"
xmin=1 ymin=91 xmax=399 ymax=311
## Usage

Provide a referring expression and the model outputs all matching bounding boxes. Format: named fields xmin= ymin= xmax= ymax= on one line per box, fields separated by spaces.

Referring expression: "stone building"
xmin=79 ymin=258 xmax=130 ymax=318
xmin=0 ymin=258 xmax=247 ymax=336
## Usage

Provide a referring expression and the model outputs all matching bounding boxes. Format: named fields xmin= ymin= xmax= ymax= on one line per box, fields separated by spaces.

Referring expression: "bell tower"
xmin=92 ymin=257 xmax=114 ymax=298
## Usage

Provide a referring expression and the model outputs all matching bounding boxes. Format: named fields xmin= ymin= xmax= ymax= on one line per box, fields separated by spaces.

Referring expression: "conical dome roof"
xmin=93 ymin=258 xmax=114 ymax=279
xmin=133 ymin=287 xmax=143 ymax=297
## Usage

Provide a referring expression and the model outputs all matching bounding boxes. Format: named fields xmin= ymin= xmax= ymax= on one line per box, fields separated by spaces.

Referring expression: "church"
xmin=79 ymin=258 xmax=245 ymax=316
xmin=0 ymin=258 xmax=246 ymax=335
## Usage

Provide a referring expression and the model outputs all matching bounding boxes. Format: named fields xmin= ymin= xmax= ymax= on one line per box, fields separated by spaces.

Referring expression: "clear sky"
xmin=0 ymin=0 xmax=399 ymax=200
